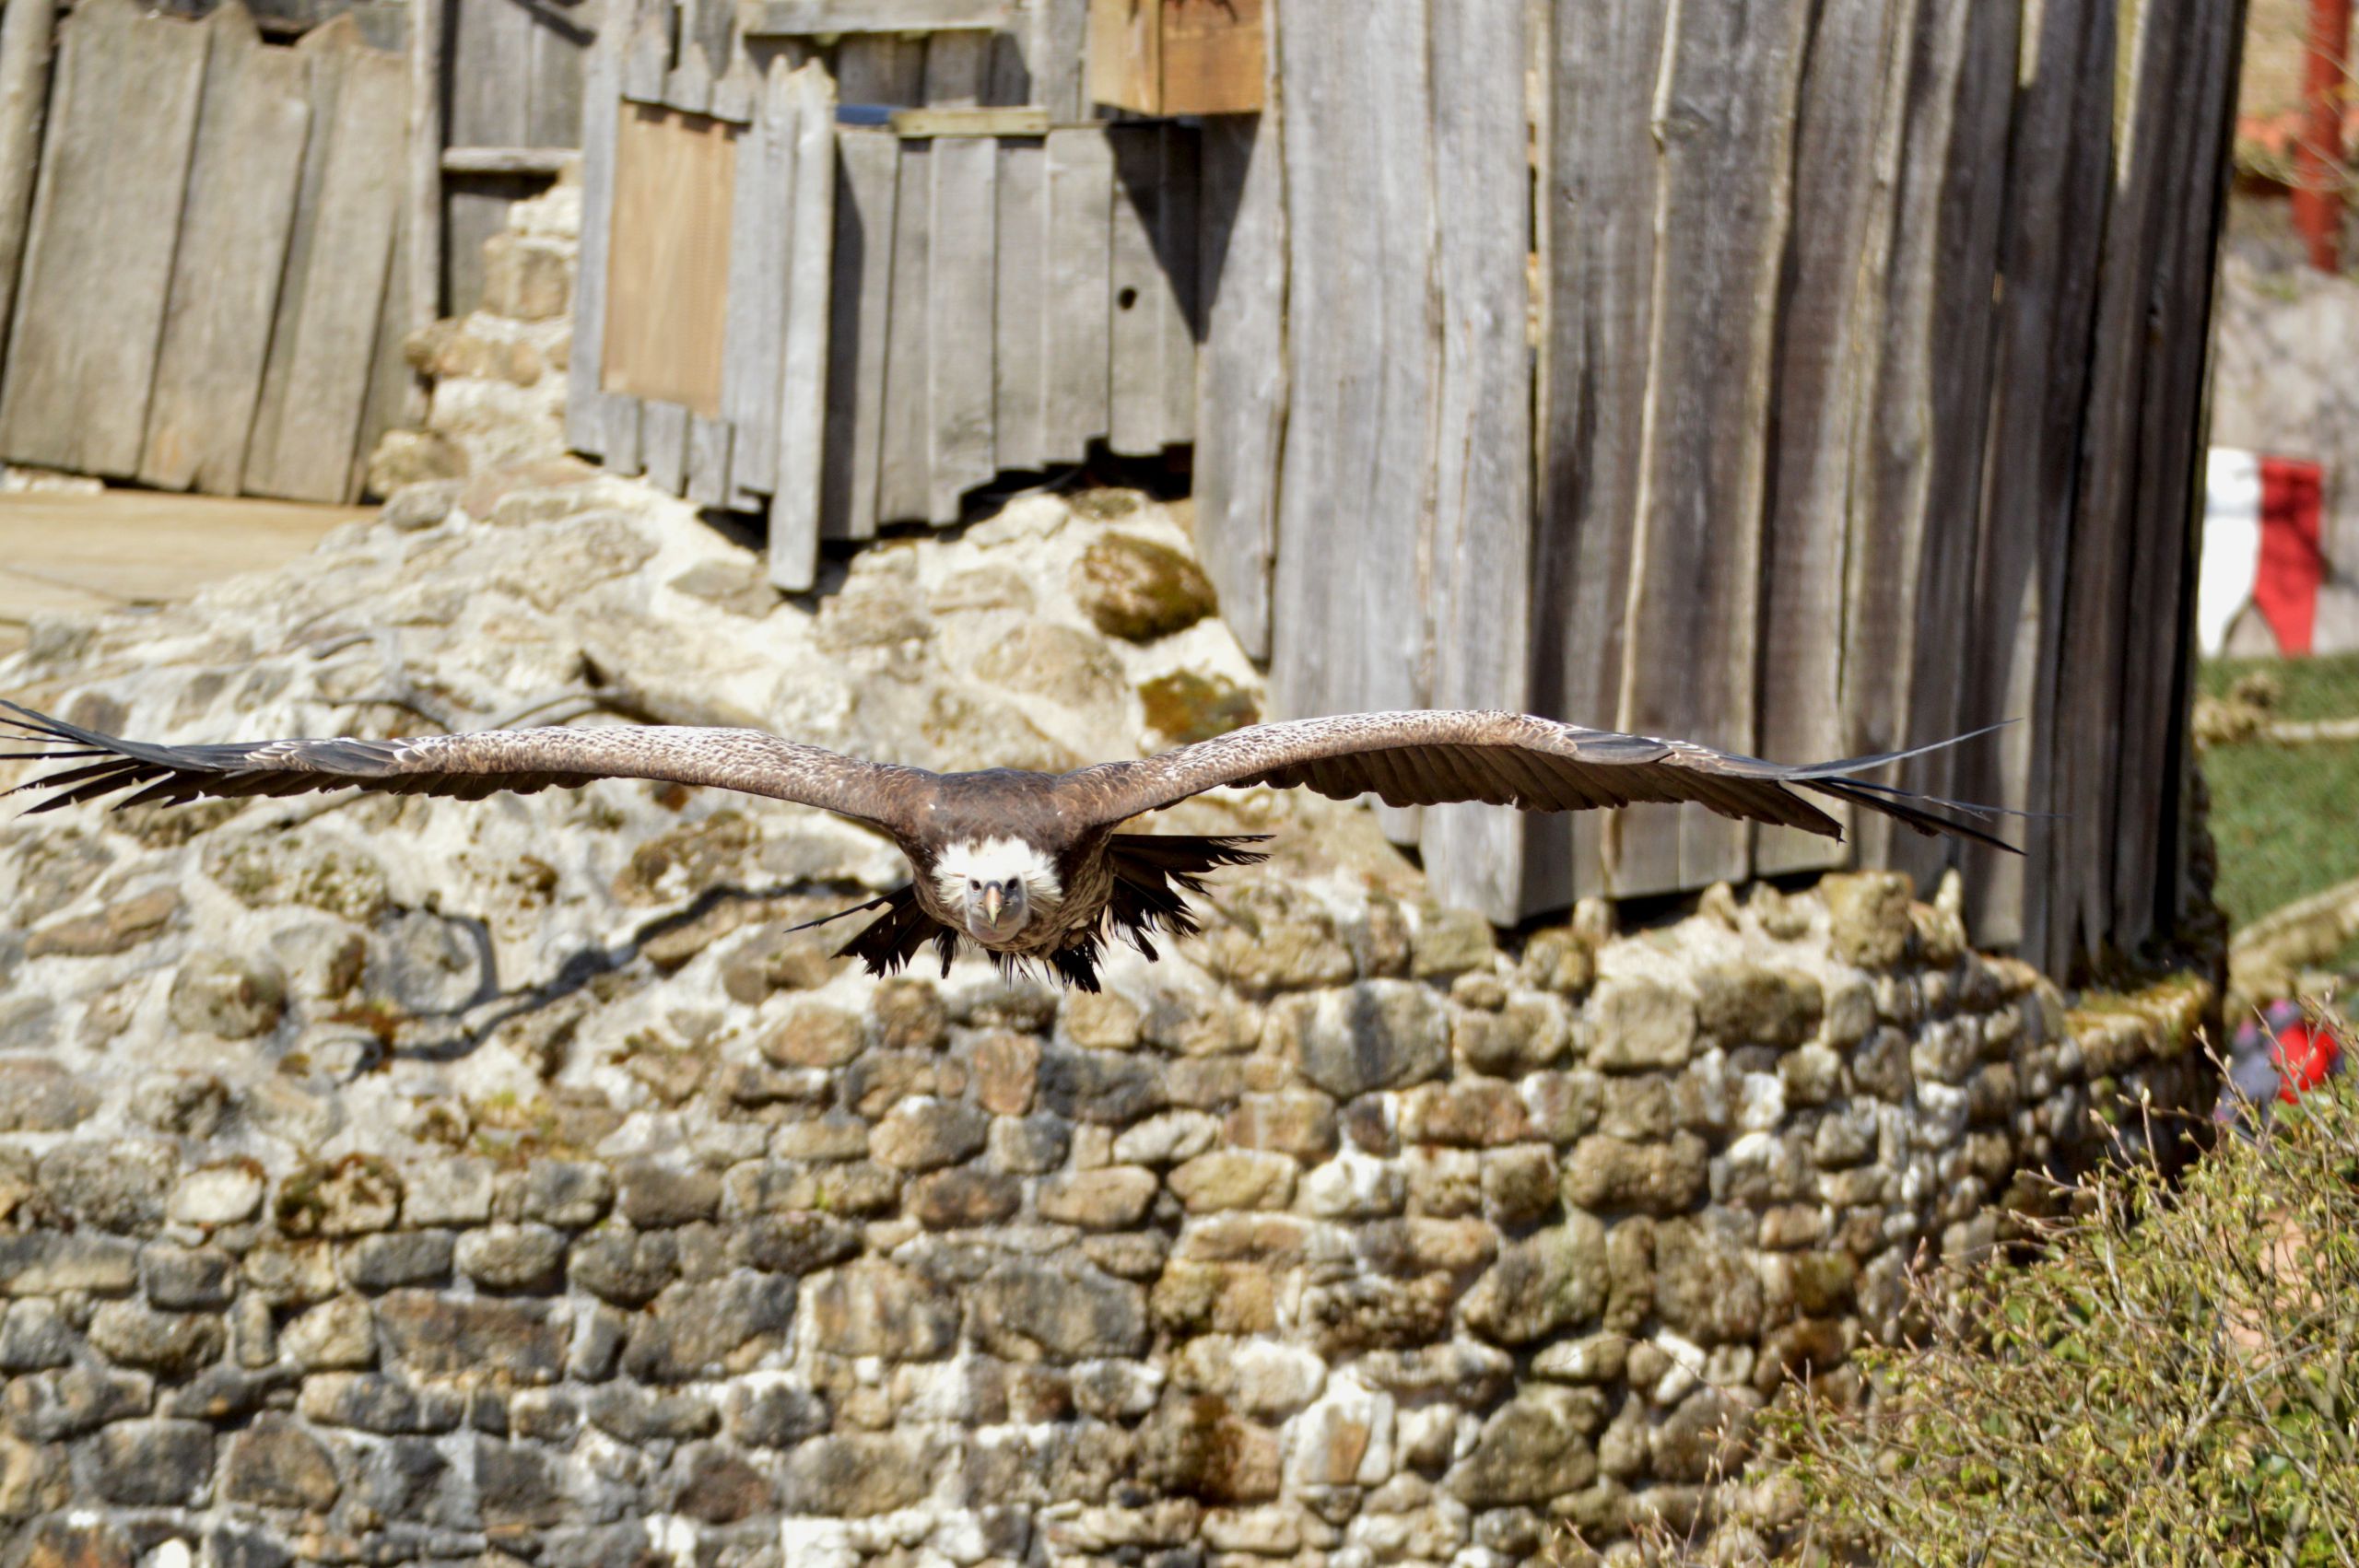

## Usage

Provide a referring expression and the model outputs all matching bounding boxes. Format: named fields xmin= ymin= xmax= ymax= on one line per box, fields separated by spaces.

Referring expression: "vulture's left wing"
xmin=0 ymin=701 xmax=931 ymax=836
xmin=1059 ymin=709 xmax=2020 ymax=852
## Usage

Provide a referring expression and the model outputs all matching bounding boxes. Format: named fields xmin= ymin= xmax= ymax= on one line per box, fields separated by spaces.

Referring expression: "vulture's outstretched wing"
xmin=0 ymin=701 xmax=931 ymax=835
xmin=1060 ymin=710 xmax=2021 ymax=852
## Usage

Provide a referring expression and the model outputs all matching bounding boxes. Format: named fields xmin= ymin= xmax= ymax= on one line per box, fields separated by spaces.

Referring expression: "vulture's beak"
xmin=980 ymin=883 xmax=1006 ymax=926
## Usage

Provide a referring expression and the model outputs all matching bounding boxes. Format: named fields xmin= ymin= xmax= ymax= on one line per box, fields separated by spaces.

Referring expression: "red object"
xmin=2273 ymin=1021 xmax=2342 ymax=1101
xmin=2254 ymin=457 xmax=2328 ymax=655
xmin=2294 ymin=0 xmax=2353 ymax=272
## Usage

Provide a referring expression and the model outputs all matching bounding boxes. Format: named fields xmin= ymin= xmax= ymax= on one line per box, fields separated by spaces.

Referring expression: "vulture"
xmin=2 ymin=701 xmax=2013 ymax=991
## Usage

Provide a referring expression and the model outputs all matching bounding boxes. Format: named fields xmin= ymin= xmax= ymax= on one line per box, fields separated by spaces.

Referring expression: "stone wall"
xmin=0 ymin=475 xmax=2217 ymax=1566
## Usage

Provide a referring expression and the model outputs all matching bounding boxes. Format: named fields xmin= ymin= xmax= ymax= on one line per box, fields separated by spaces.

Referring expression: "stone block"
xmin=616 ymin=1160 xmax=722 ymax=1227
xmin=1297 ymin=981 xmax=1449 ymax=1099
xmin=804 ymin=1261 xmax=958 ymax=1361
xmin=37 ymin=1141 xmax=174 ymax=1235
xmin=872 ymin=1098 xmax=991 ymax=1172
xmin=221 ymin=1417 xmax=341 ymax=1511
xmin=88 ymin=1419 xmax=215 ymax=1507
xmin=1819 ymin=872 xmax=1914 ymax=969
xmin=780 ymin=1431 xmax=949 ymax=1516
xmin=501 ymin=1160 xmax=615 ymax=1228
xmin=402 ymin=1157 xmax=495 ymax=1227
xmin=0 ymin=1059 xmax=100 ymax=1132
xmin=457 ymin=1224 xmax=569 ymax=1293
xmin=2 ymin=1365 xmax=150 ymax=1441
xmin=170 ymin=1164 xmax=266 ymax=1227
xmin=380 ymin=1291 xmax=568 ymax=1383
xmin=1039 ymin=1166 xmax=1160 ymax=1229
xmin=620 ymin=1276 xmax=794 ymax=1384
xmin=1445 ymin=1387 xmax=1604 ymax=1505
xmin=1561 ymin=1133 xmax=1708 ymax=1215
xmin=973 ymin=1258 xmax=1150 ymax=1363
xmin=87 ymin=1300 xmax=224 ymax=1375
xmin=1586 ymin=979 xmax=1697 ymax=1071
xmin=0 ymin=1234 xmax=138 ymax=1295
xmin=1459 ymin=1217 xmax=1608 ymax=1345
xmin=281 ymin=1294 xmax=377 ymax=1370
xmin=340 ymin=1230 xmax=453 ymax=1292
xmin=972 ymin=1030 xmax=1042 ymax=1115
xmin=1168 ymin=1151 xmax=1297 ymax=1213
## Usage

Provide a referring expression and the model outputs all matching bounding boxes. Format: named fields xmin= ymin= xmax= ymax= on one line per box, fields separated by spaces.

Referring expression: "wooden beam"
xmin=440 ymin=145 xmax=576 ymax=175
xmin=889 ymin=105 xmax=1050 ymax=137
xmin=739 ymin=0 xmax=1012 ymax=36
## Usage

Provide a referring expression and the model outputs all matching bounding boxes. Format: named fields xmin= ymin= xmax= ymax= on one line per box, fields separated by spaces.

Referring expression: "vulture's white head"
xmin=934 ymin=837 xmax=1063 ymax=945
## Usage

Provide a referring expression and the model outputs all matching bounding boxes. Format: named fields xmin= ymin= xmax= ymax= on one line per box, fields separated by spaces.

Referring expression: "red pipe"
xmin=2294 ymin=0 xmax=2353 ymax=272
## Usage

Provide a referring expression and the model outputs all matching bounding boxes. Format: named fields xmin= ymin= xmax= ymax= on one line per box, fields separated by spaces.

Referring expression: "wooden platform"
xmin=0 ymin=486 xmax=366 ymax=655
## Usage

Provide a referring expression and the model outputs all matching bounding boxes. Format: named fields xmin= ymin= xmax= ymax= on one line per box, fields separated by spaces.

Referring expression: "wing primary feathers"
xmin=783 ymin=894 xmax=898 ymax=933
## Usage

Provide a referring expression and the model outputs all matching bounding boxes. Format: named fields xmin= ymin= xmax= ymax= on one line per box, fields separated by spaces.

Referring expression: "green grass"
xmin=2197 ymin=652 xmax=2359 ymax=939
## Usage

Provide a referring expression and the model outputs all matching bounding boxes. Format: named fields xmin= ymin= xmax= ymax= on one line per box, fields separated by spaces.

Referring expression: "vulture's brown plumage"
xmin=3 ymin=700 xmax=2014 ymax=990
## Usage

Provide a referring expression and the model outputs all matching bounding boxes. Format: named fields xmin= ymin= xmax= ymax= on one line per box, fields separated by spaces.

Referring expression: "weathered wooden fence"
xmin=0 ymin=0 xmax=409 ymax=504
xmin=567 ymin=0 xmax=1197 ymax=589
xmin=1184 ymin=0 xmax=2242 ymax=977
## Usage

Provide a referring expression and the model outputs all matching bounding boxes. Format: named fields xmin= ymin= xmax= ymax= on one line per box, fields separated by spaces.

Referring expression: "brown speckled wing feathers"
xmin=1 ymin=702 xmax=930 ymax=834
xmin=1060 ymin=711 xmax=2017 ymax=851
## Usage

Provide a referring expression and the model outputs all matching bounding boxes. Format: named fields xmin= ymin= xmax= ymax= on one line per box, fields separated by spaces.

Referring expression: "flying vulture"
xmin=2 ymin=701 xmax=2013 ymax=991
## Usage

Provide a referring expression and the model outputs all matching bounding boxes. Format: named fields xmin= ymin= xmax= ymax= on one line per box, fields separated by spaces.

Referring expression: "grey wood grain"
xmin=1962 ymin=0 xmax=2115 ymax=961
xmin=450 ymin=0 xmax=532 ymax=151
xmin=921 ymin=29 xmax=988 ymax=106
xmin=666 ymin=38 xmax=716 ymax=114
xmin=349 ymin=199 xmax=414 ymax=499
xmin=992 ymin=135 xmax=1047 ymax=474
xmin=1106 ymin=123 xmax=1163 ymax=457
xmin=687 ymin=411 xmax=733 ymax=504
xmin=0 ymin=0 xmax=207 ymax=478
xmin=820 ymin=125 xmax=899 ymax=538
xmin=1027 ymin=0 xmax=1088 ymax=121
xmin=1155 ymin=123 xmax=1198 ymax=447
xmin=244 ymin=28 xmax=407 ymax=502
xmin=406 ymin=0 xmax=444 ymax=412
xmin=566 ymin=0 xmax=626 ymax=457
xmin=926 ymin=133 xmax=997 ymax=522
xmin=604 ymin=390 xmax=644 ymax=474
xmin=138 ymin=4 xmax=310 ymax=496
xmin=1532 ymin=0 xmax=1670 ymax=904
xmin=0 ymin=0 xmax=59 ymax=370
xmin=1614 ymin=0 xmax=1805 ymax=894
xmin=525 ymin=0 xmax=593 ymax=147
xmin=621 ymin=1 xmax=671 ymax=101
xmin=833 ymin=34 xmax=927 ymax=105
xmin=1041 ymin=125 xmax=1109 ymax=462
xmin=711 ymin=35 xmax=762 ymax=123
xmin=1266 ymin=0 xmax=1364 ymax=726
xmin=1749 ymin=0 xmax=1905 ymax=877
xmin=1420 ymin=0 xmax=1532 ymax=925
xmin=642 ymin=399 xmax=689 ymax=491
xmin=721 ymin=51 xmax=790 ymax=501
xmin=1859 ymin=0 xmax=2013 ymax=907
xmin=875 ymin=138 xmax=933 ymax=523
xmin=1191 ymin=111 xmax=1284 ymax=662
xmin=770 ymin=61 xmax=837 ymax=588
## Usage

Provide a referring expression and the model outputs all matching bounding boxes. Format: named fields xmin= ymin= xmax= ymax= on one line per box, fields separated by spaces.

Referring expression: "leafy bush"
xmin=1761 ymin=1029 xmax=2359 ymax=1566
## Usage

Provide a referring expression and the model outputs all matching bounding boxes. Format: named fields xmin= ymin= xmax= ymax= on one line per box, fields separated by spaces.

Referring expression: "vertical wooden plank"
xmin=1961 ymin=0 xmax=2117 ymax=960
xmin=450 ymin=0 xmax=534 ymax=150
xmin=928 ymin=133 xmax=997 ymax=521
xmin=1272 ymin=0 xmax=1438 ymax=847
xmin=987 ymin=0 xmax=1036 ymax=105
xmin=526 ymin=0 xmax=596 ymax=148
xmin=1156 ymin=123 xmax=1199 ymax=446
xmin=407 ymin=0 xmax=445 ymax=415
xmin=820 ymin=126 xmax=899 ymax=539
xmin=667 ymin=39 xmax=716 ymax=114
xmin=1107 ymin=123 xmax=1164 ymax=456
xmin=687 ymin=412 xmax=733 ymax=503
xmin=1531 ymin=0 xmax=1671 ymax=904
xmin=139 ymin=5 xmax=309 ymax=496
xmin=567 ymin=0 xmax=626 ymax=457
xmin=770 ymin=63 xmax=837 ymax=589
xmin=643 ymin=400 xmax=690 ymax=492
xmin=1420 ymin=0 xmax=1532 ymax=925
xmin=1751 ymin=0 xmax=1908 ymax=876
xmin=722 ymin=52 xmax=792 ymax=502
xmin=1041 ymin=126 xmax=1110 ymax=462
xmin=2131 ymin=0 xmax=2240 ymax=943
xmin=1089 ymin=0 xmax=1159 ymax=112
xmin=1192 ymin=111 xmax=1285 ymax=661
xmin=687 ymin=0 xmax=735 ymax=89
xmin=604 ymin=393 xmax=644 ymax=474
xmin=834 ymin=35 xmax=927 ymax=106
xmin=351 ymin=204 xmax=415 ymax=499
xmin=922 ymin=29 xmax=989 ymax=105
xmin=0 ymin=0 xmax=207 ymax=478
xmin=1028 ymin=0 xmax=1090 ymax=121
xmin=992 ymin=136 xmax=1047 ymax=473
xmin=244 ymin=31 xmax=408 ymax=503
xmin=1843 ymin=0 xmax=2008 ymax=896
xmin=875 ymin=138 xmax=934 ymax=523
xmin=1612 ymin=0 xmax=1806 ymax=895
xmin=0 ymin=0 xmax=60 ymax=369
xmin=621 ymin=0 xmax=672 ymax=101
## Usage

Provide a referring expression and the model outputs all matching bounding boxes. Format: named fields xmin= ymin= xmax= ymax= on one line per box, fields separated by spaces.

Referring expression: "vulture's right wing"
xmin=1059 ymin=709 xmax=2021 ymax=852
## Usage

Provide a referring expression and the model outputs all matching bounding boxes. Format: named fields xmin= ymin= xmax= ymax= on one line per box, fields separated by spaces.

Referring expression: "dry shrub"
xmin=1589 ymin=1011 xmax=2359 ymax=1566
xmin=1778 ymin=1031 xmax=2359 ymax=1563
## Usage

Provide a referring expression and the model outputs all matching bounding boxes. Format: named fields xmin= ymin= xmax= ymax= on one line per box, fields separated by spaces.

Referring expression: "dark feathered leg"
xmin=839 ymin=889 xmax=955 ymax=979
